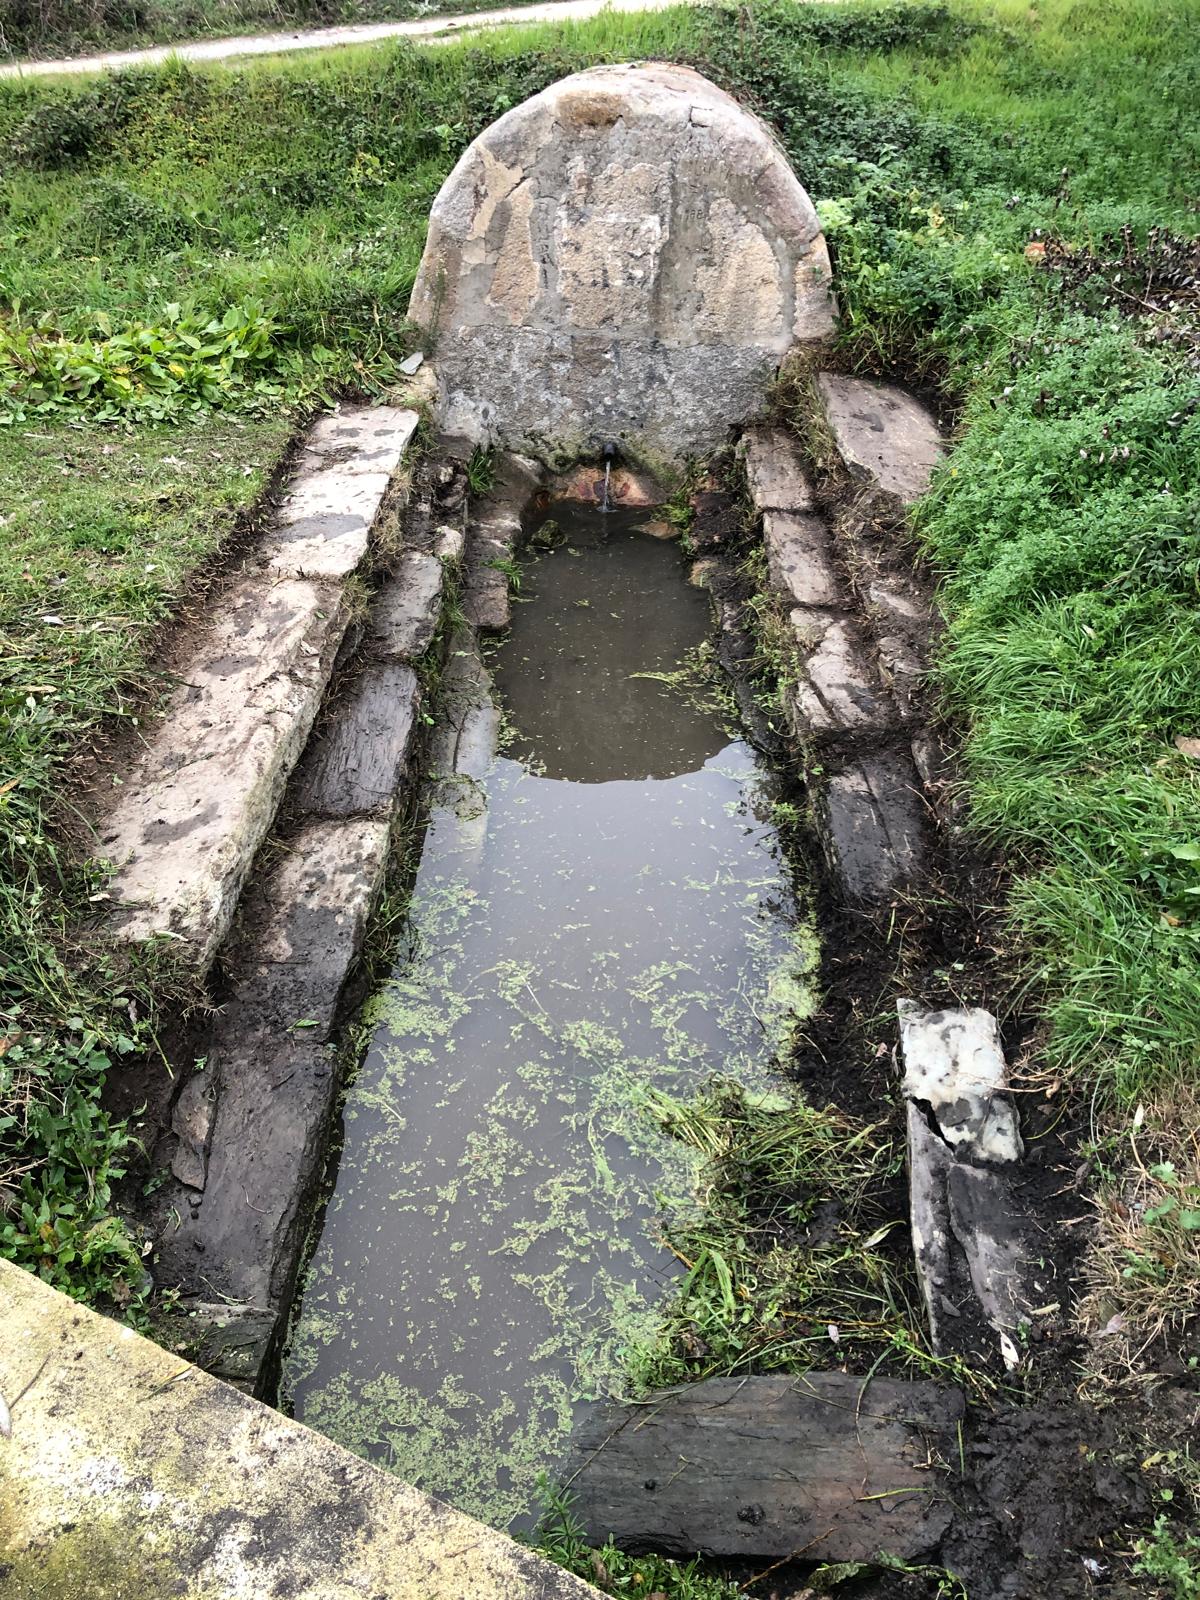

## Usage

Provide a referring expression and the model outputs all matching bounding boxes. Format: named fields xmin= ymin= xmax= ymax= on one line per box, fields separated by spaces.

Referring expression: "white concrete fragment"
xmin=897 ymin=999 xmax=1023 ymax=1163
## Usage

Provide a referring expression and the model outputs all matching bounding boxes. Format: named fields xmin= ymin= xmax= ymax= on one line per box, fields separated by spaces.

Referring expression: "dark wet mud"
xmin=286 ymin=508 xmax=817 ymax=1526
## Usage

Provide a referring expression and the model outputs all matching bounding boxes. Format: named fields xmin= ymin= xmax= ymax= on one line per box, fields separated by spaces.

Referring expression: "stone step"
xmin=160 ymin=814 xmax=393 ymax=1314
xmin=819 ymin=750 xmax=928 ymax=902
xmin=739 ymin=423 xmax=816 ymax=511
xmin=567 ymin=1372 xmax=963 ymax=1564
xmin=815 ymin=372 xmax=944 ymax=507
xmin=94 ymin=405 xmax=418 ymax=972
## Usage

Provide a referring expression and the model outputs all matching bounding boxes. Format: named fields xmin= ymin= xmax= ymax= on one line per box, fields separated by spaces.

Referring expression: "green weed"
xmin=534 ymin=1479 xmax=741 ymax=1600
xmin=1134 ymin=1516 xmax=1200 ymax=1600
xmin=622 ymin=1082 xmax=916 ymax=1390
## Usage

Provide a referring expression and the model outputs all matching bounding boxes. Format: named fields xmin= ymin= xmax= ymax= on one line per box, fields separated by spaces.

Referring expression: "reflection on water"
xmin=287 ymin=508 xmax=814 ymax=1527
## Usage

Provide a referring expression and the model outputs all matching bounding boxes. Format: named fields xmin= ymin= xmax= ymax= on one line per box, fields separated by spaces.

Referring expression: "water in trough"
xmin=286 ymin=503 xmax=815 ymax=1527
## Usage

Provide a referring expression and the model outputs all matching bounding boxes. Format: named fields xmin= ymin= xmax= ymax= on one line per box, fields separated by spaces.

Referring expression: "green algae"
xmin=286 ymin=517 xmax=820 ymax=1529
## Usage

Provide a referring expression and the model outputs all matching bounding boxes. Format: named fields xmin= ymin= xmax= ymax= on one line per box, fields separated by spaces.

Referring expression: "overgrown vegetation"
xmin=624 ymin=1083 xmax=921 ymax=1390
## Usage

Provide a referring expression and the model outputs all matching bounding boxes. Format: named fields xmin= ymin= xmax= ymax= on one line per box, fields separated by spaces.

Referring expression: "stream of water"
xmin=286 ymin=505 xmax=815 ymax=1527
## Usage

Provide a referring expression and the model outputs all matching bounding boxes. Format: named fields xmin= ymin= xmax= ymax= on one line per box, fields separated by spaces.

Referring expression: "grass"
xmin=0 ymin=412 xmax=294 ymax=1299
xmin=0 ymin=0 xmax=1197 ymax=1563
xmin=622 ymin=1083 xmax=927 ymax=1391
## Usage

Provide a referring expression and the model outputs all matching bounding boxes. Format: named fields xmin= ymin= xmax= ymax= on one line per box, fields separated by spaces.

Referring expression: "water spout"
xmin=600 ymin=441 xmax=617 ymax=513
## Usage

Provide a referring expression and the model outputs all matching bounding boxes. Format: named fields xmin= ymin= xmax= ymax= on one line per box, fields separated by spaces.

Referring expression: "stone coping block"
xmin=95 ymin=405 xmax=418 ymax=972
xmin=266 ymin=468 xmax=394 ymax=578
xmin=99 ymin=573 xmax=348 ymax=969
xmin=369 ymin=550 xmax=446 ymax=660
xmin=765 ymin=509 xmax=841 ymax=609
xmin=820 ymin=751 xmax=926 ymax=902
xmin=266 ymin=408 xmax=416 ymax=578
xmin=294 ymin=661 xmax=421 ymax=818
xmin=787 ymin=612 xmax=893 ymax=736
xmin=740 ymin=424 xmax=816 ymax=512
xmin=162 ymin=816 xmax=391 ymax=1309
xmin=0 ymin=1260 xmax=598 ymax=1600
xmin=817 ymin=373 xmax=943 ymax=506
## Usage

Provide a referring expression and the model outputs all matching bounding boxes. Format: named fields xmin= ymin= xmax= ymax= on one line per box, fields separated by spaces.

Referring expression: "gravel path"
xmin=0 ymin=0 xmax=700 ymax=78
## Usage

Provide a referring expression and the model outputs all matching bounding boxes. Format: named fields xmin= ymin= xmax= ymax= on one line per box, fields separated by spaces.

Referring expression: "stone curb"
xmin=94 ymin=405 xmax=418 ymax=972
xmin=0 ymin=1259 xmax=598 ymax=1600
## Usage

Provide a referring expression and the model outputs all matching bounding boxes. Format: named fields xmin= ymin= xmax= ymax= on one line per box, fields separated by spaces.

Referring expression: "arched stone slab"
xmin=409 ymin=63 xmax=836 ymax=468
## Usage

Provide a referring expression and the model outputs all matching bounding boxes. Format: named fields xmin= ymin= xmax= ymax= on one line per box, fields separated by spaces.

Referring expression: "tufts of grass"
xmin=622 ymin=1083 xmax=932 ymax=1391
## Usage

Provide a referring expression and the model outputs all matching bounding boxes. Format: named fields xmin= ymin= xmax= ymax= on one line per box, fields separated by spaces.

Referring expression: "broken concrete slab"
xmin=898 ymin=1000 xmax=1023 ymax=1164
xmin=160 ymin=817 xmax=389 ymax=1313
xmin=876 ymin=630 xmax=928 ymax=719
xmin=906 ymin=1102 xmax=1033 ymax=1366
xmin=820 ymin=750 xmax=926 ymax=901
xmin=765 ymin=510 xmax=842 ymax=608
xmin=98 ymin=573 xmax=348 ymax=969
xmin=293 ymin=661 xmax=420 ymax=818
xmin=368 ymin=550 xmax=444 ymax=660
xmin=568 ymin=1372 xmax=962 ymax=1563
xmin=817 ymin=373 xmax=944 ymax=505
xmin=740 ymin=424 xmax=816 ymax=511
xmin=0 ymin=1260 xmax=599 ymax=1600
xmin=787 ymin=613 xmax=894 ymax=736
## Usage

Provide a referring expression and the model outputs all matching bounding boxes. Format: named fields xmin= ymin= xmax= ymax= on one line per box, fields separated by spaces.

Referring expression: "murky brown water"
xmin=287 ymin=507 xmax=815 ymax=1527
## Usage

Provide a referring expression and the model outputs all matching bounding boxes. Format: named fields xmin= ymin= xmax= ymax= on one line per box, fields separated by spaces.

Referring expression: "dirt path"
xmin=0 ymin=0 xmax=703 ymax=78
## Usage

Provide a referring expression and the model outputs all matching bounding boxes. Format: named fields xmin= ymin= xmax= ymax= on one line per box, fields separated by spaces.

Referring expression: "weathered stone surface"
xmin=302 ymin=405 xmax=418 ymax=475
xmin=740 ymin=424 xmax=815 ymax=511
xmin=410 ymin=65 xmax=836 ymax=466
xmin=876 ymin=630 xmax=928 ymax=719
xmin=816 ymin=373 xmax=943 ymax=505
xmin=265 ymin=469 xmax=393 ymax=578
xmin=898 ymin=999 xmax=1023 ymax=1164
xmin=787 ymin=613 xmax=893 ymax=735
xmin=464 ymin=512 xmax=519 ymax=631
xmin=95 ymin=404 xmax=417 ymax=969
xmin=169 ymin=1069 xmax=216 ymax=1190
xmin=161 ymin=817 xmax=389 ymax=1310
xmin=293 ymin=661 xmax=420 ymax=818
xmin=0 ymin=1260 xmax=599 ymax=1600
xmin=906 ymin=1103 xmax=1033 ymax=1366
xmin=765 ymin=510 xmax=841 ymax=609
xmin=265 ymin=406 xmax=418 ymax=578
xmin=820 ymin=751 xmax=926 ymax=900
xmin=98 ymin=573 xmax=347 ymax=968
xmin=568 ymin=1373 xmax=962 ymax=1562
xmin=369 ymin=551 xmax=445 ymax=659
